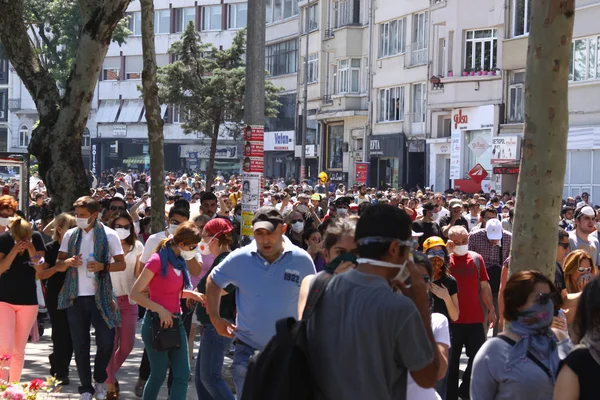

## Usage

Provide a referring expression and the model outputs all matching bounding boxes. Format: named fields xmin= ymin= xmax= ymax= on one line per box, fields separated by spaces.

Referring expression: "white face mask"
xmin=199 ymin=240 xmax=212 ymax=256
xmin=337 ymin=208 xmax=348 ymax=217
xmin=168 ymin=225 xmax=178 ymax=236
xmin=0 ymin=217 xmax=10 ymax=226
xmin=291 ymin=221 xmax=304 ymax=233
xmin=297 ymin=204 xmax=308 ymax=213
xmin=178 ymin=246 xmax=196 ymax=260
xmin=76 ymin=217 xmax=91 ymax=229
xmin=116 ymin=228 xmax=131 ymax=240
xmin=454 ymin=245 xmax=469 ymax=256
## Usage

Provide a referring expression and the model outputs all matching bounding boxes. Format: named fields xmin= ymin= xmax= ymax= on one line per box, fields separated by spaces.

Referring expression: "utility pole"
xmin=240 ymin=0 xmax=266 ymax=240
xmin=300 ymin=4 xmax=310 ymax=181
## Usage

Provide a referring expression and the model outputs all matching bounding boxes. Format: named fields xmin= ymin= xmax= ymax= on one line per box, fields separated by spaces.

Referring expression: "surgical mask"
xmin=337 ymin=208 xmax=348 ymax=217
xmin=291 ymin=221 xmax=304 ymax=233
xmin=0 ymin=217 xmax=10 ymax=226
xmin=168 ymin=225 xmax=178 ymax=236
xmin=76 ymin=217 xmax=91 ymax=229
xmin=454 ymin=245 xmax=469 ymax=256
xmin=116 ymin=228 xmax=131 ymax=240
xmin=297 ymin=204 xmax=308 ymax=213
xmin=178 ymin=246 xmax=197 ymax=260
xmin=355 ymin=236 xmax=415 ymax=284
xmin=480 ymin=205 xmax=486 ymax=210
xmin=198 ymin=233 xmax=218 ymax=256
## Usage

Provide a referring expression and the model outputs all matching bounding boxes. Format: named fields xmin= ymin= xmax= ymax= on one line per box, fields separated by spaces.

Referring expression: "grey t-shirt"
xmin=471 ymin=336 xmax=572 ymax=400
xmin=569 ymin=231 xmax=600 ymax=267
xmin=307 ymin=269 xmax=434 ymax=400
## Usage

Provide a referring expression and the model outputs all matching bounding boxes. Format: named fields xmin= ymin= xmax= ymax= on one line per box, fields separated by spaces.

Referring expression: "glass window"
xmin=327 ymin=125 xmax=344 ymax=169
xmin=19 ymin=125 xmax=29 ymax=147
xmin=302 ymin=3 xmax=319 ymax=33
xmin=228 ymin=3 xmax=248 ymax=29
xmin=513 ymin=0 xmax=532 ymax=37
xmin=411 ymin=12 xmax=428 ymax=65
xmin=103 ymin=69 xmax=120 ymax=81
xmin=412 ymin=83 xmax=425 ymax=122
xmin=265 ymin=39 xmax=298 ymax=76
xmin=203 ymin=5 xmax=222 ymax=31
xmin=155 ymin=9 xmax=171 ymax=34
xmin=307 ymin=53 xmax=318 ymax=83
xmin=337 ymin=58 xmax=360 ymax=93
xmin=273 ymin=0 xmax=283 ymax=21
xmin=379 ymin=17 xmax=406 ymax=57
xmin=378 ymin=86 xmax=404 ymax=122
xmin=175 ymin=7 xmax=196 ymax=32
xmin=0 ymin=90 xmax=6 ymax=121
xmin=82 ymin=129 xmax=91 ymax=148
xmin=128 ymin=11 xmax=142 ymax=36
xmin=568 ymin=36 xmax=600 ymax=82
xmin=465 ymin=29 xmax=497 ymax=72
xmin=333 ymin=0 xmax=360 ymax=28
xmin=265 ymin=93 xmax=296 ymax=131
xmin=508 ymin=71 xmax=525 ymax=123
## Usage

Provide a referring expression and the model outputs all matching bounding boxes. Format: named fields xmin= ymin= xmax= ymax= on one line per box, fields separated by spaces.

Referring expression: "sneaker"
xmin=134 ymin=378 xmax=146 ymax=398
xmin=56 ymin=376 xmax=70 ymax=386
xmin=80 ymin=394 xmax=93 ymax=400
xmin=95 ymin=382 xmax=107 ymax=400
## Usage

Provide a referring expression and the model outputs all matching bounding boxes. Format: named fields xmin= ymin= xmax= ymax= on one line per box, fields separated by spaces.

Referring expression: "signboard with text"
xmin=355 ymin=162 xmax=369 ymax=185
xmin=468 ymin=163 xmax=488 ymax=184
xmin=491 ymin=136 xmax=521 ymax=164
xmin=263 ymin=131 xmax=295 ymax=151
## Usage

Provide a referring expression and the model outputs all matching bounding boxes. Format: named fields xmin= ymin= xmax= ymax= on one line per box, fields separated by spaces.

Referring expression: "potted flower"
xmin=491 ymin=67 xmax=501 ymax=76
xmin=448 ymin=70 xmax=454 ymax=77
xmin=483 ymin=69 xmax=489 ymax=75
xmin=470 ymin=69 xmax=475 ymax=76
xmin=462 ymin=69 xmax=469 ymax=77
xmin=429 ymin=75 xmax=441 ymax=85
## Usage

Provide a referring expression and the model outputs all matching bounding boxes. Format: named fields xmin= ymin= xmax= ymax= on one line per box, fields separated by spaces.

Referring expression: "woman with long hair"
xmin=563 ymin=250 xmax=596 ymax=294
xmin=471 ymin=271 xmax=571 ymax=400
xmin=0 ymin=209 xmax=47 ymax=383
xmin=302 ymin=228 xmax=326 ymax=272
xmin=37 ymin=213 xmax=76 ymax=384
xmin=195 ymin=218 xmax=236 ymax=400
xmin=422 ymin=236 xmax=459 ymax=323
xmin=554 ymin=275 xmax=600 ymax=399
xmin=105 ymin=211 xmax=144 ymax=399
xmin=130 ymin=221 xmax=205 ymax=400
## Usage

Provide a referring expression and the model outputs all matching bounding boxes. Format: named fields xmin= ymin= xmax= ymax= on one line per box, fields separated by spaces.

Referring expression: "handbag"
xmin=150 ymin=312 xmax=181 ymax=352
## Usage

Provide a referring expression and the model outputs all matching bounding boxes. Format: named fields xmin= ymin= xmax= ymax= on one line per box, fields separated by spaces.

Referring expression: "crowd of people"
xmin=0 ymin=168 xmax=599 ymax=400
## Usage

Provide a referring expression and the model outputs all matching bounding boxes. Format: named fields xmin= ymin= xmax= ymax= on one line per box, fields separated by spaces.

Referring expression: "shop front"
xmin=368 ymin=133 xmax=405 ymax=189
xmin=264 ymin=130 xmax=295 ymax=180
xmin=427 ymin=139 xmax=451 ymax=192
xmin=180 ymin=144 xmax=241 ymax=177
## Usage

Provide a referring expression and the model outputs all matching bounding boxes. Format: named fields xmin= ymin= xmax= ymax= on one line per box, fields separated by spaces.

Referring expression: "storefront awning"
xmin=124 ymin=155 xmax=150 ymax=165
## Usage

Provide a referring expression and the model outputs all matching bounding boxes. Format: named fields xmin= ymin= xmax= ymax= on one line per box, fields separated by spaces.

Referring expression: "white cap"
xmin=486 ymin=218 xmax=503 ymax=240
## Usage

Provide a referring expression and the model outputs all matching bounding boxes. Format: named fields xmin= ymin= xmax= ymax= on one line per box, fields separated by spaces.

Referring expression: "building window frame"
xmin=228 ymin=3 xmax=248 ymax=29
xmin=378 ymin=86 xmax=404 ymax=122
xmin=410 ymin=11 xmax=428 ymax=66
xmin=337 ymin=58 xmax=360 ymax=94
xmin=569 ymin=35 xmax=600 ymax=82
xmin=333 ymin=0 xmax=361 ymax=28
xmin=82 ymin=129 xmax=91 ymax=148
xmin=326 ymin=124 xmax=344 ymax=170
xmin=465 ymin=28 xmax=498 ymax=72
xmin=307 ymin=53 xmax=319 ymax=83
xmin=128 ymin=11 xmax=142 ymax=36
xmin=102 ymin=68 xmax=120 ymax=81
xmin=379 ymin=17 xmax=406 ymax=58
xmin=412 ymin=83 xmax=425 ymax=123
xmin=265 ymin=39 xmax=298 ymax=77
xmin=508 ymin=70 xmax=525 ymax=123
xmin=512 ymin=0 xmax=532 ymax=38
xmin=266 ymin=0 xmax=298 ymax=24
xmin=0 ymin=89 xmax=6 ymax=122
xmin=302 ymin=3 xmax=319 ymax=33
xmin=202 ymin=5 xmax=223 ymax=31
xmin=154 ymin=9 xmax=171 ymax=34
xmin=175 ymin=7 xmax=196 ymax=32
xmin=19 ymin=125 xmax=29 ymax=148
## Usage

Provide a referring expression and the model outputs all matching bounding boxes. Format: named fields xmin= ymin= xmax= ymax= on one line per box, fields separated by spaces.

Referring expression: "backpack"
xmin=241 ymin=272 xmax=333 ymax=400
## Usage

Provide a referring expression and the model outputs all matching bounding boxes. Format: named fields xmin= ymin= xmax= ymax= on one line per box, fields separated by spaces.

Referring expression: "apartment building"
xmin=0 ymin=58 xmax=10 ymax=153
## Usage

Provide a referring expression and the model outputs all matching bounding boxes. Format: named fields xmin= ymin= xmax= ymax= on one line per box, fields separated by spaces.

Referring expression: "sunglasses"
xmin=558 ymin=242 xmax=570 ymax=249
xmin=114 ymin=224 xmax=131 ymax=230
xmin=427 ymin=249 xmax=446 ymax=259
xmin=534 ymin=292 xmax=560 ymax=305
xmin=578 ymin=267 xmax=592 ymax=273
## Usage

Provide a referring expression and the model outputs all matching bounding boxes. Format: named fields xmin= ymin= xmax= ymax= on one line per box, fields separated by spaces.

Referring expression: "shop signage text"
xmin=180 ymin=145 xmax=238 ymax=159
xmin=264 ymin=130 xmax=295 ymax=151
xmin=113 ymin=125 xmax=127 ymax=137
xmin=453 ymin=110 xmax=468 ymax=129
xmin=491 ymin=136 xmax=521 ymax=164
xmin=493 ymin=167 xmax=520 ymax=175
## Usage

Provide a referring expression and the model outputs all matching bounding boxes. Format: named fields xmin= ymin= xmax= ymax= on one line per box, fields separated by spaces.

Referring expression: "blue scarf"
xmin=507 ymin=301 xmax=559 ymax=382
xmin=158 ymin=243 xmax=191 ymax=290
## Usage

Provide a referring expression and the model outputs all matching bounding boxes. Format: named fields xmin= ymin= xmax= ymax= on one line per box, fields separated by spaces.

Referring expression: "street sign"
xmin=468 ymin=163 xmax=488 ymax=184
xmin=493 ymin=166 xmax=520 ymax=175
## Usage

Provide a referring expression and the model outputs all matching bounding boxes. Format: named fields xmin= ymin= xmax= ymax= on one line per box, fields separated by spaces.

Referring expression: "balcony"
xmin=8 ymin=99 xmax=20 ymax=111
xmin=404 ymin=43 xmax=428 ymax=68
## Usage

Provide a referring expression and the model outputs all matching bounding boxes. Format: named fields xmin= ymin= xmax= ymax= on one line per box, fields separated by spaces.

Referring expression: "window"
xmin=265 ymin=93 xmax=296 ymax=131
xmin=228 ymin=3 xmax=248 ymax=29
xmin=172 ymin=104 xmax=189 ymax=124
xmin=412 ymin=83 xmax=425 ymax=122
xmin=103 ymin=69 xmax=120 ymax=81
xmin=378 ymin=86 xmax=404 ymax=122
xmin=266 ymin=0 xmax=298 ymax=24
xmin=155 ymin=9 xmax=171 ymax=34
xmin=175 ymin=7 xmax=196 ymax=32
xmin=410 ymin=12 xmax=428 ymax=66
xmin=265 ymin=39 xmax=298 ymax=76
xmin=19 ymin=125 xmax=29 ymax=148
xmin=302 ymin=53 xmax=319 ymax=83
xmin=379 ymin=18 xmax=406 ymax=57
xmin=508 ymin=71 xmax=525 ymax=123
xmin=333 ymin=0 xmax=360 ymax=28
xmin=327 ymin=125 xmax=344 ymax=169
xmin=302 ymin=3 xmax=319 ymax=33
xmin=512 ymin=0 xmax=532 ymax=37
xmin=128 ymin=11 xmax=142 ymax=36
xmin=0 ymin=90 xmax=6 ymax=121
xmin=465 ymin=29 xmax=498 ymax=72
xmin=202 ymin=5 xmax=222 ymax=31
xmin=82 ymin=128 xmax=91 ymax=148
xmin=125 ymin=56 xmax=142 ymax=80
xmin=569 ymin=36 xmax=600 ymax=82
xmin=337 ymin=59 xmax=360 ymax=94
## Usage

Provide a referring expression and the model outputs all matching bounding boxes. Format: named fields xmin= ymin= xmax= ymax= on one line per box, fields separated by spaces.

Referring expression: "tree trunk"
xmin=509 ymin=0 xmax=575 ymax=280
xmin=206 ymin=119 xmax=220 ymax=189
xmin=140 ymin=0 xmax=166 ymax=234
xmin=0 ymin=0 xmax=131 ymax=212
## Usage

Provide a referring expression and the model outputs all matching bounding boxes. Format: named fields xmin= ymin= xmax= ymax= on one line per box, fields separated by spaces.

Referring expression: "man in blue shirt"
xmin=205 ymin=206 xmax=316 ymax=397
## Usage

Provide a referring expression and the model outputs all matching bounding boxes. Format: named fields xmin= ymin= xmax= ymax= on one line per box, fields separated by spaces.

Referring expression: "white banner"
xmin=491 ymin=136 xmax=521 ymax=164
xmin=264 ymin=131 xmax=295 ymax=151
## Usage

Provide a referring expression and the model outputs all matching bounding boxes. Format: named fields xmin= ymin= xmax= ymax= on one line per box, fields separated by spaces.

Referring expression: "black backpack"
xmin=240 ymin=272 xmax=333 ymax=400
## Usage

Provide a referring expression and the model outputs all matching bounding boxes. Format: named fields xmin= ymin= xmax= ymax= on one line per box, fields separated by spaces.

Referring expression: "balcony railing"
xmin=8 ymin=99 xmax=20 ymax=111
xmin=404 ymin=42 xmax=428 ymax=68
xmin=322 ymin=94 xmax=333 ymax=105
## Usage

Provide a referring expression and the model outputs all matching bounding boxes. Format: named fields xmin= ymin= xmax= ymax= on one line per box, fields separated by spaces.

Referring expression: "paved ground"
xmin=20 ymin=322 xmax=473 ymax=399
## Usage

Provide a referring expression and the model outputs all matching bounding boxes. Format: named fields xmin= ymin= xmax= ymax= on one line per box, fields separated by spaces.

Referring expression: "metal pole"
xmin=301 ymin=4 xmax=309 ymax=181
xmin=241 ymin=0 xmax=266 ymax=241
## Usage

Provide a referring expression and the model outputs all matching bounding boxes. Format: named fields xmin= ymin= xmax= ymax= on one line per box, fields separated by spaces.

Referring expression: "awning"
xmin=117 ymin=99 xmax=144 ymax=123
xmin=124 ymin=155 xmax=150 ymax=165
xmin=96 ymin=100 xmax=120 ymax=123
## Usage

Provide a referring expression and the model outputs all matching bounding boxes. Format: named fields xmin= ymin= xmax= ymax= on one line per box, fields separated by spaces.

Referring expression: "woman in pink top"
xmin=130 ymin=221 xmax=205 ymax=400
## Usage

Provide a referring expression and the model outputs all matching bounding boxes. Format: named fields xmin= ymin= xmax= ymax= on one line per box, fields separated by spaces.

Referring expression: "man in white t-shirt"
xmin=55 ymin=197 xmax=125 ymax=400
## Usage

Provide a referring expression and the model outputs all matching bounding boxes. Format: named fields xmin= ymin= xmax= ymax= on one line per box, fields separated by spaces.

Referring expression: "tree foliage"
xmin=158 ymin=23 xmax=282 ymax=184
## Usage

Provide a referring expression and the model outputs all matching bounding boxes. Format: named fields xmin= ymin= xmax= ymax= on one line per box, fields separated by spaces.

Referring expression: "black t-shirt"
xmin=555 ymin=262 xmax=566 ymax=293
xmin=0 ymin=231 xmax=46 ymax=305
xmin=560 ymin=347 xmax=600 ymax=400
xmin=432 ymin=275 xmax=458 ymax=321
xmin=438 ymin=216 xmax=470 ymax=238
xmin=196 ymin=252 xmax=235 ymax=325
xmin=412 ymin=220 xmax=441 ymax=250
xmin=44 ymin=240 xmax=66 ymax=295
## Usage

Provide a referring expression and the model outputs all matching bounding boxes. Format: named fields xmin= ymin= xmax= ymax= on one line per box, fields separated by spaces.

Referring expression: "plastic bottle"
xmin=86 ymin=253 xmax=95 ymax=278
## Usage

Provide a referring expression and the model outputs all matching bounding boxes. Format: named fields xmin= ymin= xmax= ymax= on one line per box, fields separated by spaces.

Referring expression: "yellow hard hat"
xmin=422 ymin=236 xmax=446 ymax=252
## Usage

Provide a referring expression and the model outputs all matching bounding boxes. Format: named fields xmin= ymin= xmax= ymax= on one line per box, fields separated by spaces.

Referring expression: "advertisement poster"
xmin=244 ymin=126 xmax=264 ymax=142
xmin=355 ymin=162 xmax=369 ymax=185
xmin=241 ymin=211 xmax=255 ymax=237
xmin=491 ymin=136 xmax=521 ymax=164
xmin=243 ymin=141 xmax=264 ymax=158
xmin=241 ymin=173 xmax=262 ymax=207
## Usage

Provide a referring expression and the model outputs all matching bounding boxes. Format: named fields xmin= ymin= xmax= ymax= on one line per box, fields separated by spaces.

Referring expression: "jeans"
xmin=167 ymin=299 xmax=193 ymax=392
xmin=232 ymin=341 xmax=257 ymax=400
xmin=65 ymin=296 xmax=115 ymax=395
xmin=46 ymin=286 xmax=73 ymax=379
xmin=195 ymin=324 xmax=235 ymax=400
xmin=0 ymin=302 xmax=38 ymax=382
xmin=106 ymin=296 xmax=138 ymax=384
xmin=141 ymin=312 xmax=190 ymax=400
xmin=447 ymin=323 xmax=486 ymax=400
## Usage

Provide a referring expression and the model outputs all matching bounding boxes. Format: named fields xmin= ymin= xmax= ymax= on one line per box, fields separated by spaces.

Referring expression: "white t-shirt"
xmin=60 ymin=225 xmax=124 ymax=297
xmin=435 ymin=207 xmax=450 ymax=223
xmin=406 ymin=313 xmax=450 ymax=400
xmin=140 ymin=231 xmax=168 ymax=264
xmin=110 ymin=240 xmax=144 ymax=303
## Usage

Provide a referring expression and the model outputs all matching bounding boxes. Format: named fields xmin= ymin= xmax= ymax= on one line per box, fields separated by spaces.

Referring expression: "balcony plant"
xmin=462 ymin=68 xmax=469 ymax=77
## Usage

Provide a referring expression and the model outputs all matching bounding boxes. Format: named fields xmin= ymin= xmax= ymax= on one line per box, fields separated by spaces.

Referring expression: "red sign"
xmin=244 ymin=126 xmax=264 ymax=141
xmin=468 ymin=163 xmax=488 ymax=184
xmin=355 ymin=162 xmax=369 ymax=185
xmin=243 ymin=157 xmax=264 ymax=173
xmin=454 ymin=179 xmax=482 ymax=194
xmin=243 ymin=141 xmax=264 ymax=158
xmin=493 ymin=166 xmax=520 ymax=175
xmin=453 ymin=109 xmax=468 ymax=129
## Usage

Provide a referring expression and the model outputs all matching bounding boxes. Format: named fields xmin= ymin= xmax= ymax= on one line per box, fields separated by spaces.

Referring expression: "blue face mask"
xmin=514 ymin=296 xmax=554 ymax=331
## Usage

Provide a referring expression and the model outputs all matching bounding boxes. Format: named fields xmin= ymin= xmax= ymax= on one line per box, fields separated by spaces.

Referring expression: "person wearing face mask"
xmin=106 ymin=211 xmax=144 ymax=399
xmin=471 ymin=271 xmax=571 ymax=400
xmin=193 ymin=218 xmax=236 ymax=400
xmin=446 ymin=226 xmax=496 ymax=400
xmin=413 ymin=202 xmax=442 ymax=250
xmin=130 ymin=222 xmax=206 ymax=400
xmin=333 ymin=196 xmax=352 ymax=219
xmin=563 ymin=250 xmax=596 ymax=296
xmin=285 ymin=211 xmax=306 ymax=247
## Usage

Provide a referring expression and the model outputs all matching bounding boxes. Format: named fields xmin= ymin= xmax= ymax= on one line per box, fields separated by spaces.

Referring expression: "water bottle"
xmin=86 ymin=253 xmax=95 ymax=278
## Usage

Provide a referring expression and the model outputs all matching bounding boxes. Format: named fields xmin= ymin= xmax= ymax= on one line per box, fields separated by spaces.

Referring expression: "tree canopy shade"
xmin=158 ymin=23 xmax=282 ymax=185
xmin=0 ymin=0 xmax=131 ymax=211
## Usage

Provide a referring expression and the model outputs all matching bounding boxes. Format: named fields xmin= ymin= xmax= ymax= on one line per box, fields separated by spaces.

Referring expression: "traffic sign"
xmin=468 ymin=163 xmax=488 ymax=184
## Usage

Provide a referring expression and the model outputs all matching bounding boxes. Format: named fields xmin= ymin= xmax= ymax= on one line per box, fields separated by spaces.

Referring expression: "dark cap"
xmin=252 ymin=206 xmax=284 ymax=232
xmin=582 ymin=192 xmax=590 ymax=197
